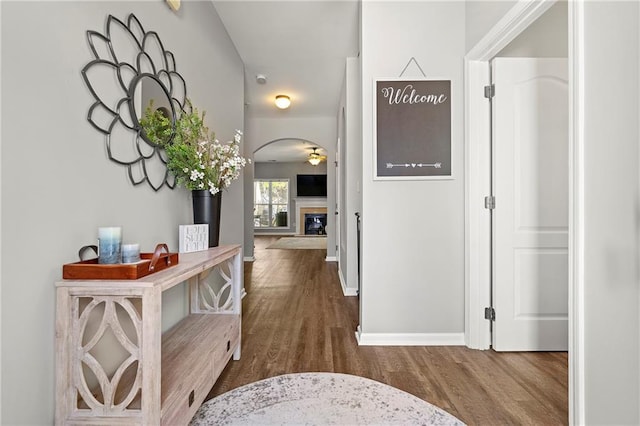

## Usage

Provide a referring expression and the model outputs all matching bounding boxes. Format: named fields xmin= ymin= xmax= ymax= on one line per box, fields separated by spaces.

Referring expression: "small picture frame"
xmin=374 ymin=78 xmax=452 ymax=180
xmin=179 ymin=224 xmax=208 ymax=253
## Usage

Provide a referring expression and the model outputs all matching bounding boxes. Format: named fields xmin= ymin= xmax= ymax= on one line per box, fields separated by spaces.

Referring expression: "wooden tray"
xmin=63 ymin=243 xmax=178 ymax=280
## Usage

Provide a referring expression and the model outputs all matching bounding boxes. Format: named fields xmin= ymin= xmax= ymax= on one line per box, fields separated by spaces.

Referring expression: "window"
xmin=254 ymin=179 xmax=289 ymax=228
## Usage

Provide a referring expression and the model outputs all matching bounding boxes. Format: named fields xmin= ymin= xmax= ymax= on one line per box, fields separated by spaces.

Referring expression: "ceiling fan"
xmin=307 ymin=147 xmax=327 ymax=166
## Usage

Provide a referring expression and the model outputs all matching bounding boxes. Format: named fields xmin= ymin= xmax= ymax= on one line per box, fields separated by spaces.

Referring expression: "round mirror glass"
xmin=130 ymin=74 xmax=176 ymax=147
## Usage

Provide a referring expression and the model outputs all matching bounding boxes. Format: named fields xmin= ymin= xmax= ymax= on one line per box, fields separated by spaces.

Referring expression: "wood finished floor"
xmin=208 ymin=235 xmax=568 ymax=425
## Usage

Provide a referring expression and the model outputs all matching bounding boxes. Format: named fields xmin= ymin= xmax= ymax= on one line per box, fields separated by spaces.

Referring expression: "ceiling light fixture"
xmin=275 ymin=95 xmax=291 ymax=109
xmin=166 ymin=0 xmax=180 ymax=11
xmin=308 ymin=148 xmax=322 ymax=166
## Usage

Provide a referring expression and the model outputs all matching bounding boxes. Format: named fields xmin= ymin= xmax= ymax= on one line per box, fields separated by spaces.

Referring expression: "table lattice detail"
xmin=73 ymin=296 xmax=142 ymax=414
xmin=197 ymin=260 xmax=235 ymax=313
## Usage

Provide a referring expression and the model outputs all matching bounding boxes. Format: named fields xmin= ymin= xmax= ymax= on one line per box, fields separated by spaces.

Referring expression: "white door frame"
xmin=335 ymin=133 xmax=341 ymax=269
xmin=463 ymin=0 xmax=584 ymax=423
xmin=464 ymin=0 xmax=556 ymax=350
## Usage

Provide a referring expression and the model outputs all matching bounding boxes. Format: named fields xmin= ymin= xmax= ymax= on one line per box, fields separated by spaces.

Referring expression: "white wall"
xmin=244 ymin=116 xmax=337 ymax=259
xmin=0 ymin=1 xmax=244 ymax=423
xmin=359 ymin=1 xmax=465 ymax=340
xmin=580 ymin=2 xmax=640 ymax=423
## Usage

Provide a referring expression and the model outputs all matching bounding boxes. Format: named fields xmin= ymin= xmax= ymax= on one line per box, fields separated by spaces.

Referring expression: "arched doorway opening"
xmin=248 ymin=138 xmax=332 ymax=256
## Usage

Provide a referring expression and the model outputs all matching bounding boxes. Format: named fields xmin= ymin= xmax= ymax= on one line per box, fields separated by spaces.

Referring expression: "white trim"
xmin=355 ymin=331 xmax=465 ymax=347
xmin=464 ymin=0 xmax=557 ymax=349
xmin=243 ymin=256 xmax=255 ymax=262
xmin=338 ymin=269 xmax=358 ymax=297
xmin=466 ymin=0 xmax=556 ymax=60
xmin=325 ymin=256 xmax=337 ymax=262
xmin=568 ymin=1 xmax=585 ymax=424
xmin=0 ymin=1 xmax=3 ymax=418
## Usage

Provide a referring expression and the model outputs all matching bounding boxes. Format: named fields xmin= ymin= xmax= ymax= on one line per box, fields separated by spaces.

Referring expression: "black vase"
xmin=191 ymin=190 xmax=222 ymax=247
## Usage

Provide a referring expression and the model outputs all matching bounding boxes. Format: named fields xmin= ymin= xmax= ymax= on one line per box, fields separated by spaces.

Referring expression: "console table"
xmin=55 ymin=245 xmax=242 ymax=425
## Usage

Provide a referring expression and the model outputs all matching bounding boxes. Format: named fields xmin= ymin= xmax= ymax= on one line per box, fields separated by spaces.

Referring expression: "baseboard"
xmin=355 ymin=330 xmax=465 ymax=346
xmin=243 ymin=256 xmax=255 ymax=262
xmin=338 ymin=269 xmax=358 ymax=296
xmin=325 ymin=256 xmax=337 ymax=262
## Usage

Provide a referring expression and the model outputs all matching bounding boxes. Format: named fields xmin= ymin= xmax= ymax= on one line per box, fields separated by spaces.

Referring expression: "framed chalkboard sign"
xmin=374 ymin=79 xmax=452 ymax=180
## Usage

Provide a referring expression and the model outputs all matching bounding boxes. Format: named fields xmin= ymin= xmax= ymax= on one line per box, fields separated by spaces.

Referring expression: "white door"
xmin=492 ymin=58 xmax=568 ymax=351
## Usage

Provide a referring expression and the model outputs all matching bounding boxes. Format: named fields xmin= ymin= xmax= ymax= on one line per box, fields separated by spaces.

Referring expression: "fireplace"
xmin=295 ymin=198 xmax=327 ymax=235
xmin=304 ymin=213 xmax=327 ymax=235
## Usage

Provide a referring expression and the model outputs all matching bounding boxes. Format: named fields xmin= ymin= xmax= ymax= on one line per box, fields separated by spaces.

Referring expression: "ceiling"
xmin=212 ymin=0 xmax=360 ymax=162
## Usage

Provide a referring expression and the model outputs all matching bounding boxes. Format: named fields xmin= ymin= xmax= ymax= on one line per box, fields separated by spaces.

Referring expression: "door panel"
xmin=514 ymin=249 xmax=568 ymax=317
xmin=492 ymin=58 xmax=568 ymax=351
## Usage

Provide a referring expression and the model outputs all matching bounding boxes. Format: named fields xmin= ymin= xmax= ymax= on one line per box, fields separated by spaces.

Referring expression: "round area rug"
xmin=191 ymin=372 xmax=465 ymax=425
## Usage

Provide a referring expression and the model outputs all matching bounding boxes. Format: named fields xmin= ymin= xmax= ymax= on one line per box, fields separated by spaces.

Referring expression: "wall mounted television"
xmin=296 ymin=174 xmax=327 ymax=197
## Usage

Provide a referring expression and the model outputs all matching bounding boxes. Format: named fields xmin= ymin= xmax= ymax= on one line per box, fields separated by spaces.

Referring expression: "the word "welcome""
xmin=380 ymin=84 xmax=447 ymax=106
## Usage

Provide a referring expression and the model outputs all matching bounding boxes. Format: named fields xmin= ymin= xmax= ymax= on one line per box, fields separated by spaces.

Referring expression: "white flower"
xmin=168 ymin=120 xmax=248 ymax=193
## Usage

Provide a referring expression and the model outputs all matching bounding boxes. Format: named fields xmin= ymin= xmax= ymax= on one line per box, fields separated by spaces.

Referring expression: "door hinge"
xmin=484 ymin=196 xmax=495 ymax=210
xmin=484 ymin=307 xmax=495 ymax=321
xmin=484 ymin=84 xmax=495 ymax=99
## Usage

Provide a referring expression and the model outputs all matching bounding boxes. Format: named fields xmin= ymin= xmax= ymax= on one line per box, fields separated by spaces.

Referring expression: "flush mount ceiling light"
xmin=308 ymin=148 xmax=325 ymax=166
xmin=275 ymin=95 xmax=291 ymax=109
xmin=166 ymin=0 xmax=180 ymax=11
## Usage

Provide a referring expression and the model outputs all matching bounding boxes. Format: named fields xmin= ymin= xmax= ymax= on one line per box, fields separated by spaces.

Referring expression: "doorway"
xmin=465 ymin=0 xmax=568 ymax=350
xmin=464 ymin=0 xmax=576 ymax=421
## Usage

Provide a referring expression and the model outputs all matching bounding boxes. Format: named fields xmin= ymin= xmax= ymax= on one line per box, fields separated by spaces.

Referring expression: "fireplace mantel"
xmin=294 ymin=197 xmax=327 ymax=235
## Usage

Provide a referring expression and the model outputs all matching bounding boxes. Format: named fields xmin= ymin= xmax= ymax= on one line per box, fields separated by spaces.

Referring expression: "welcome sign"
xmin=375 ymin=79 xmax=451 ymax=179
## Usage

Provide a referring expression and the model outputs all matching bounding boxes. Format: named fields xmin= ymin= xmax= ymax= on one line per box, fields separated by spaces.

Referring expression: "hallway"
xmin=208 ymin=236 xmax=568 ymax=424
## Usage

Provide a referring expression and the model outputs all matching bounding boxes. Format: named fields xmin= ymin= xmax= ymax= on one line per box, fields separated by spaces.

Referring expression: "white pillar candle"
xmin=121 ymin=243 xmax=141 ymax=263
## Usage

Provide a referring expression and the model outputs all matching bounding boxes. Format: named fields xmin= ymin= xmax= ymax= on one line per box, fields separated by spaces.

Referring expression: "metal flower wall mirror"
xmin=82 ymin=14 xmax=187 ymax=191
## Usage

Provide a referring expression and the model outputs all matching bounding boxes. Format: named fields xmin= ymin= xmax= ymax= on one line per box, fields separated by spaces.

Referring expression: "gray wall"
xmin=360 ymin=1 xmax=465 ymax=337
xmin=497 ymin=1 xmax=567 ymax=58
xmin=465 ymin=0 xmax=517 ymax=52
xmin=254 ymin=161 xmax=328 ymax=235
xmin=0 ymin=1 xmax=244 ymax=423
xmin=581 ymin=2 xmax=639 ymax=423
